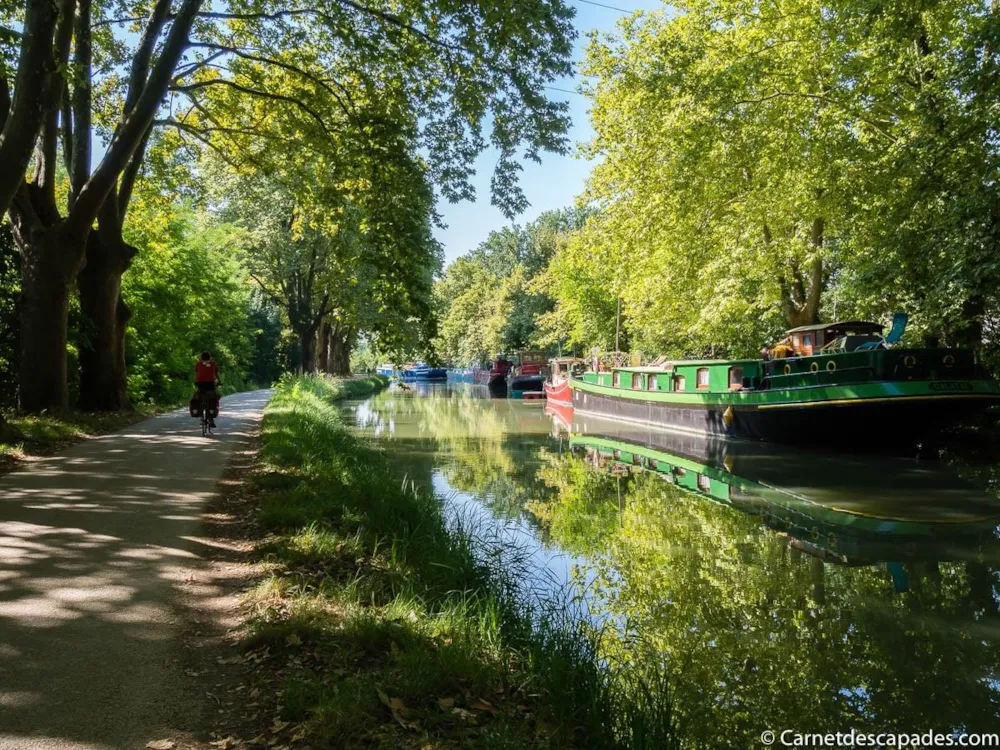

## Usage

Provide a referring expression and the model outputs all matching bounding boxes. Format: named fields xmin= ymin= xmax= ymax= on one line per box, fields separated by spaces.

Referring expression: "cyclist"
xmin=195 ymin=351 xmax=222 ymax=428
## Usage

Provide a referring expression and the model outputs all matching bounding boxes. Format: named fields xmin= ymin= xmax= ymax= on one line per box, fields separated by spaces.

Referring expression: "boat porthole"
xmin=826 ymin=360 xmax=837 ymax=372
xmin=904 ymin=355 xmax=916 ymax=368
xmin=943 ymin=354 xmax=955 ymax=368
xmin=783 ymin=364 xmax=792 ymax=375
xmin=809 ymin=362 xmax=819 ymax=373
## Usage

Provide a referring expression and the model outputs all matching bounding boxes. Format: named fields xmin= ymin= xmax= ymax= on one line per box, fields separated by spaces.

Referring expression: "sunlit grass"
xmin=0 ymin=408 xmax=153 ymax=470
xmin=246 ymin=374 xmax=678 ymax=749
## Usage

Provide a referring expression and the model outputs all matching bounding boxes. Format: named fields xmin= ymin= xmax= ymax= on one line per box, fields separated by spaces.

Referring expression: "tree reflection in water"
xmin=345 ymin=384 xmax=1000 ymax=745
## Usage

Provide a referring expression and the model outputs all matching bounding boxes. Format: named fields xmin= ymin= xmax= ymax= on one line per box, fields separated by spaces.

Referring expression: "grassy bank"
xmin=246 ymin=375 xmax=676 ymax=749
xmin=0 ymin=408 xmax=155 ymax=474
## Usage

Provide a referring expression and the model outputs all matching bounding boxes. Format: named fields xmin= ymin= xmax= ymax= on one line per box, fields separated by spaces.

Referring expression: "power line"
xmin=545 ymin=85 xmax=584 ymax=95
xmin=571 ymin=0 xmax=633 ymax=13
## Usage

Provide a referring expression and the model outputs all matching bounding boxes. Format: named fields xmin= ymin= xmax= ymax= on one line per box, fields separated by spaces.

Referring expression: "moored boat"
xmin=569 ymin=316 xmax=1000 ymax=450
xmin=509 ymin=350 xmax=547 ymax=400
xmin=545 ymin=357 xmax=585 ymax=405
xmin=400 ymin=362 xmax=448 ymax=382
xmin=376 ymin=364 xmax=397 ymax=378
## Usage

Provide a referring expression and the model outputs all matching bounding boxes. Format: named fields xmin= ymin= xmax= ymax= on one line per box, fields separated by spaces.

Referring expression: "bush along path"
xmin=227 ymin=375 xmax=677 ymax=750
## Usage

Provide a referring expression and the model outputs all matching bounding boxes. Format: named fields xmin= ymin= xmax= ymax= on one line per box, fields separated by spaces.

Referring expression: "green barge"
xmin=570 ymin=319 xmax=1000 ymax=449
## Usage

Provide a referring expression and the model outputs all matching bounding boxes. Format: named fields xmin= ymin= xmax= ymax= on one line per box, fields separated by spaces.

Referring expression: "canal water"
xmin=343 ymin=382 xmax=1000 ymax=743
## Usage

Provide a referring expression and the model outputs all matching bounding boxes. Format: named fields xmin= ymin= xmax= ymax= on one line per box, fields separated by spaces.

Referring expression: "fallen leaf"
xmin=469 ymin=697 xmax=497 ymax=715
xmin=217 ymin=655 xmax=242 ymax=665
xmin=146 ymin=741 xmax=175 ymax=750
xmin=437 ymin=696 xmax=456 ymax=709
xmin=285 ymin=633 xmax=302 ymax=647
xmin=376 ymin=687 xmax=391 ymax=709
xmin=272 ymin=718 xmax=289 ymax=732
xmin=210 ymin=738 xmax=239 ymax=749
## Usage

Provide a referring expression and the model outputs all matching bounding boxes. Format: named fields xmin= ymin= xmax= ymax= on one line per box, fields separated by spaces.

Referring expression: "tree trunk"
xmin=779 ymin=218 xmax=825 ymax=328
xmin=18 ymin=224 xmax=86 ymax=411
xmin=317 ymin=319 xmax=331 ymax=373
xmin=329 ymin=327 xmax=353 ymax=376
xmin=299 ymin=328 xmax=317 ymax=373
xmin=77 ymin=232 xmax=135 ymax=410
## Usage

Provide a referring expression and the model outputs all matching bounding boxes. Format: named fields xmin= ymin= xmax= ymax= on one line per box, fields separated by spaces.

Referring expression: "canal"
xmin=343 ymin=382 xmax=1000 ymax=743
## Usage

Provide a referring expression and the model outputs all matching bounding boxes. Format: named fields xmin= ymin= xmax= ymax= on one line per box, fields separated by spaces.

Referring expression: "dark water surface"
xmin=343 ymin=383 xmax=1000 ymax=744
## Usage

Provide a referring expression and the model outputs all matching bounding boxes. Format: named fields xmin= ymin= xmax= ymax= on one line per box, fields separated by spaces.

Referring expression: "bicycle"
xmin=191 ymin=391 xmax=219 ymax=436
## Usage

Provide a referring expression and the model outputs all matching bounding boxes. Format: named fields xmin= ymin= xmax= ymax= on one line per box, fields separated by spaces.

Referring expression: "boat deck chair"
xmin=856 ymin=312 xmax=908 ymax=351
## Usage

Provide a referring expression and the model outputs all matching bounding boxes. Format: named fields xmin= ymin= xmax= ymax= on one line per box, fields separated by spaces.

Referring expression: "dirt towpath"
xmin=0 ymin=390 xmax=271 ymax=749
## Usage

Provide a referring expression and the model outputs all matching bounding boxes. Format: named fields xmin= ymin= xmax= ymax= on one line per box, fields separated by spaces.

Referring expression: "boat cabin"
xmin=518 ymin=350 xmax=547 ymax=376
xmin=784 ymin=321 xmax=884 ymax=356
xmin=549 ymin=357 xmax=586 ymax=380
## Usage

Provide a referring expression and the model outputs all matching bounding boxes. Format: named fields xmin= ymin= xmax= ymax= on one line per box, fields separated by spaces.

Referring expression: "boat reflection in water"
xmin=558 ymin=410 xmax=1000 ymax=585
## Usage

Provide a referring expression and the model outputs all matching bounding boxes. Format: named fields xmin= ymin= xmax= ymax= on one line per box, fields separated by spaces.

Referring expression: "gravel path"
xmin=0 ymin=390 xmax=271 ymax=750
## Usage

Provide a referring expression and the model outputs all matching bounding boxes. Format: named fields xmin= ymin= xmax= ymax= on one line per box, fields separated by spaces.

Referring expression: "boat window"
xmin=673 ymin=375 xmax=686 ymax=391
xmin=647 ymin=373 xmax=657 ymax=390
xmin=729 ymin=366 xmax=743 ymax=389
xmin=632 ymin=372 xmax=643 ymax=390
xmin=803 ymin=334 xmax=813 ymax=347
xmin=613 ymin=371 xmax=620 ymax=387
xmin=697 ymin=474 xmax=711 ymax=492
xmin=697 ymin=368 xmax=710 ymax=389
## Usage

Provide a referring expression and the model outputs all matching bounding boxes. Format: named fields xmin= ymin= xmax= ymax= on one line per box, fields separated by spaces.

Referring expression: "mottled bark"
xmin=777 ymin=217 xmax=825 ymax=328
xmin=14 ymin=221 xmax=86 ymax=411
xmin=328 ymin=326 xmax=353 ymax=376
xmin=299 ymin=330 xmax=317 ymax=373
xmin=77 ymin=228 xmax=136 ymax=410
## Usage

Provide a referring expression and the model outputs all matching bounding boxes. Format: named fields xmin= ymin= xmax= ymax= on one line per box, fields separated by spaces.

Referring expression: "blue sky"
xmin=433 ymin=0 xmax=664 ymax=265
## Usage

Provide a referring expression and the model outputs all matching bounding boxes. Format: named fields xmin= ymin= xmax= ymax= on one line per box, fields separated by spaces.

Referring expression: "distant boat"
xmin=400 ymin=363 xmax=448 ymax=382
xmin=447 ymin=368 xmax=475 ymax=383
xmin=473 ymin=357 xmax=514 ymax=395
xmin=509 ymin=350 xmax=547 ymax=401
xmin=376 ymin=364 xmax=397 ymax=378
xmin=569 ymin=317 xmax=1000 ymax=450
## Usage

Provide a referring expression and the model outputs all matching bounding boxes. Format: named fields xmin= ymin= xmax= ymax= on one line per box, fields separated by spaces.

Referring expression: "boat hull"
xmin=510 ymin=374 xmax=546 ymax=400
xmin=544 ymin=378 xmax=573 ymax=405
xmin=570 ymin=379 xmax=1000 ymax=449
xmin=401 ymin=368 xmax=448 ymax=382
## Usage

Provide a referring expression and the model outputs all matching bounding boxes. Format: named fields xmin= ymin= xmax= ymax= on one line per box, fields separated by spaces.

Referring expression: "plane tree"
xmin=0 ymin=0 xmax=575 ymax=410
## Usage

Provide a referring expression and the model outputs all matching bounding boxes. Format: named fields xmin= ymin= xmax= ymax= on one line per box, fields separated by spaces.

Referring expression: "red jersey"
xmin=195 ymin=360 xmax=219 ymax=384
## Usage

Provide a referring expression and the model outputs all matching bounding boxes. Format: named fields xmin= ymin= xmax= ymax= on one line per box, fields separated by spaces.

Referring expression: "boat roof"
xmin=785 ymin=320 xmax=883 ymax=334
xmin=613 ymin=359 xmax=752 ymax=371
xmin=550 ymin=357 xmax=586 ymax=364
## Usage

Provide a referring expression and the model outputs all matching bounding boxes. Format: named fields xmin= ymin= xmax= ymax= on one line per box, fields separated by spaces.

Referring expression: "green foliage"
xmin=435 ymin=208 xmax=590 ymax=365
xmin=122 ymin=200 xmax=278 ymax=404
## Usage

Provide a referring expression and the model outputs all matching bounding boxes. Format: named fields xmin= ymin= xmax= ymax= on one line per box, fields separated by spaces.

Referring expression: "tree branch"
xmin=69 ymin=0 xmax=92 ymax=209
xmin=169 ymin=79 xmax=343 ymax=136
xmin=0 ymin=0 xmax=62 ymax=217
xmin=69 ymin=0 xmax=205 ymax=233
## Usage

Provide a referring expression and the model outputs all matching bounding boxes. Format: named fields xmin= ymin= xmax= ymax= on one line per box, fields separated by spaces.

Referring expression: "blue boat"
xmin=400 ymin=363 xmax=448 ymax=382
xmin=376 ymin=364 xmax=398 ymax=377
xmin=447 ymin=368 xmax=475 ymax=383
